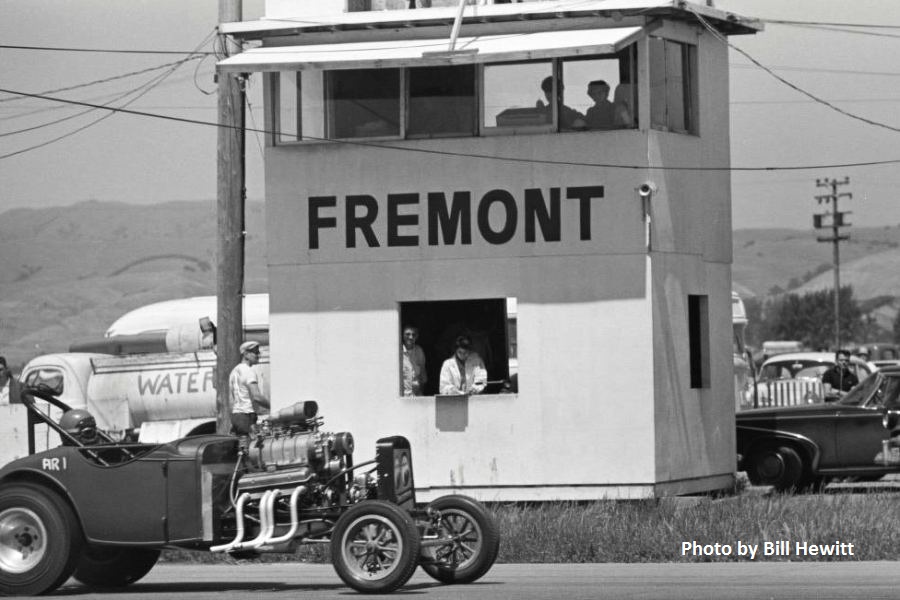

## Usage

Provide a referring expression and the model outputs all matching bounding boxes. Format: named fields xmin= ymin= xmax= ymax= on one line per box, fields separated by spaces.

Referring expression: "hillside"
xmin=1 ymin=201 xmax=898 ymax=367
xmin=732 ymin=227 xmax=900 ymax=300
xmin=0 ymin=201 xmax=267 ymax=367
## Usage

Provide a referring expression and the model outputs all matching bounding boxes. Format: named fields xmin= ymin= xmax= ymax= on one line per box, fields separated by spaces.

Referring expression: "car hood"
xmin=737 ymin=402 xmax=863 ymax=421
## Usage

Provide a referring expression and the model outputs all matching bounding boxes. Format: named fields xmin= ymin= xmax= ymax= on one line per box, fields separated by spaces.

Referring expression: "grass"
xmin=490 ymin=493 xmax=900 ymax=562
xmin=161 ymin=491 xmax=900 ymax=564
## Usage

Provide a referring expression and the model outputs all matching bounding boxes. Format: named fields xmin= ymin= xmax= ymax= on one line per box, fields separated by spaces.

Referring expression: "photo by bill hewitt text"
xmin=680 ymin=540 xmax=856 ymax=560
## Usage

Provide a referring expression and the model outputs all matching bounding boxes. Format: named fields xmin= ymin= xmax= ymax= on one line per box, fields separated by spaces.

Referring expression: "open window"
xmin=483 ymin=60 xmax=554 ymax=132
xmin=400 ymin=298 xmax=516 ymax=396
xmin=688 ymin=295 xmax=710 ymax=389
xmin=560 ymin=46 xmax=637 ymax=131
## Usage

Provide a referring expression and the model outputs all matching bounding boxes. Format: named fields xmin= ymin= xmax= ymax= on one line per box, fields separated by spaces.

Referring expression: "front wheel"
xmin=420 ymin=495 xmax=499 ymax=584
xmin=74 ymin=545 xmax=160 ymax=587
xmin=331 ymin=500 xmax=420 ymax=594
xmin=0 ymin=483 xmax=83 ymax=596
xmin=747 ymin=445 xmax=804 ymax=492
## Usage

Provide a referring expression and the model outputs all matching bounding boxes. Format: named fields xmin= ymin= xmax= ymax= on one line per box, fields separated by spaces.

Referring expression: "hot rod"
xmin=0 ymin=387 xmax=498 ymax=595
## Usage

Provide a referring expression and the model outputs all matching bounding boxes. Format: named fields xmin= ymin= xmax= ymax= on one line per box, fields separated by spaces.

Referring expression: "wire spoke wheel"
xmin=420 ymin=495 xmax=499 ymax=585
xmin=430 ymin=510 xmax=482 ymax=570
xmin=331 ymin=500 xmax=419 ymax=593
xmin=344 ymin=521 xmax=402 ymax=576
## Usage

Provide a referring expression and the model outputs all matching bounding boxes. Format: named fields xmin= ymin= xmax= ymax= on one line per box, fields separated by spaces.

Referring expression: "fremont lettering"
xmin=307 ymin=186 xmax=603 ymax=249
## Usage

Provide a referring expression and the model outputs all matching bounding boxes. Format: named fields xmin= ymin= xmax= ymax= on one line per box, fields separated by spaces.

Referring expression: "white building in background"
xmin=217 ymin=0 xmax=761 ymax=500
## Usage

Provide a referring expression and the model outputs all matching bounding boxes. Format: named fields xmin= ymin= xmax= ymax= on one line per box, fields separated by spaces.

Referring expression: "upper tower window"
xmin=408 ymin=65 xmax=477 ymax=138
xmin=649 ymin=37 xmax=697 ymax=134
xmin=326 ymin=68 xmax=401 ymax=139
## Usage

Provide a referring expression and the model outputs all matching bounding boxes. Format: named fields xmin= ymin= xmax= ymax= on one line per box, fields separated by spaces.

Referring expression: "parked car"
xmin=737 ymin=366 xmax=900 ymax=491
xmin=851 ymin=342 xmax=899 ymax=363
xmin=872 ymin=359 xmax=900 ymax=371
xmin=751 ymin=352 xmax=874 ymax=408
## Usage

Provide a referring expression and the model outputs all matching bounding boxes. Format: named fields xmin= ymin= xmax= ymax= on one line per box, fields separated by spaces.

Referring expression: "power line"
xmin=0 ymin=44 xmax=215 ymax=55
xmin=732 ymin=98 xmax=900 ymax=106
xmin=1 ymin=16 xmax=898 ymax=58
xmin=779 ymin=23 xmax=900 ymax=40
xmin=0 ymin=71 xmax=215 ymax=122
xmin=730 ymin=63 xmax=900 ymax=78
xmin=689 ymin=6 xmax=900 ymax=135
xmin=3 ymin=86 xmax=900 ymax=171
xmin=1 ymin=67 xmax=193 ymax=138
xmin=765 ymin=19 xmax=900 ymax=30
xmin=1 ymin=33 xmax=216 ymax=157
xmin=0 ymin=56 xmax=206 ymax=105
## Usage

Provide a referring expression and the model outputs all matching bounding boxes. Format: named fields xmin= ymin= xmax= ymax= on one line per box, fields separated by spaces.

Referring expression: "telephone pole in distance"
xmin=813 ymin=177 xmax=852 ymax=351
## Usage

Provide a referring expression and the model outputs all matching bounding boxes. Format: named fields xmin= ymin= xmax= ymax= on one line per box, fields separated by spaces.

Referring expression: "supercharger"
xmin=232 ymin=402 xmax=358 ymax=499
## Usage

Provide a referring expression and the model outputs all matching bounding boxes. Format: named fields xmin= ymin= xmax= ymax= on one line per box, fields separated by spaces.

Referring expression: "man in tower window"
xmin=439 ymin=335 xmax=487 ymax=395
xmin=536 ymin=76 xmax=586 ymax=130
xmin=400 ymin=325 xmax=427 ymax=396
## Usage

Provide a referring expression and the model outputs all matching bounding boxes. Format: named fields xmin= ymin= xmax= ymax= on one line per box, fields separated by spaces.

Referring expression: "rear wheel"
xmin=748 ymin=445 xmax=804 ymax=492
xmin=331 ymin=500 xmax=419 ymax=594
xmin=0 ymin=483 xmax=83 ymax=596
xmin=420 ymin=495 xmax=499 ymax=584
xmin=74 ymin=545 xmax=160 ymax=587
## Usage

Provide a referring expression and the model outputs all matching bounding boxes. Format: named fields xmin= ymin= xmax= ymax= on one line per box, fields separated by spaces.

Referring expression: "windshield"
xmin=838 ymin=373 xmax=880 ymax=406
xmin=760 ymin=360 xmax=827 ymax=381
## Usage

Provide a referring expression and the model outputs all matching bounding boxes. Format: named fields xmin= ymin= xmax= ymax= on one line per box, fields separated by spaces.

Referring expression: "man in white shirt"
xmin=229 ymin=341 xmax=270 ymax=439
xmin=439 ymin=335 xmax=487 ymax=395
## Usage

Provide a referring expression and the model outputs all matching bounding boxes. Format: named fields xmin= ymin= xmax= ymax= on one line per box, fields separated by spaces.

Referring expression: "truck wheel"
xmin=0 ymin=483 xmax=83 ymax=596
xmin=74 ymin=545 xmax=160 ymax=587
xmin=331 ymin=500 xmax=419 ymax=594
xmin=420 ymin=495 xmax=499 ymax=584
xmin=748 ymin=445 xmax=804 ymax=492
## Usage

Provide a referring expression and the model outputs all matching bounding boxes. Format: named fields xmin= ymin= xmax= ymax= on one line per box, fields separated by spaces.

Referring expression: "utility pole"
xmin=216 ymin=0 xmax=246 ymax=434
xmin=813 ymin=177 xmax=852 ymax=352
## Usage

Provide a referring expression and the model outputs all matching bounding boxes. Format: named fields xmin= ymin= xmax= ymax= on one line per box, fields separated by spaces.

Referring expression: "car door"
xmin=833 ymin=376 xmax=896 ymax=468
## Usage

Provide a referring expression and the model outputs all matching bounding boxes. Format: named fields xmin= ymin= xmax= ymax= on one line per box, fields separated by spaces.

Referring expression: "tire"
xmin=748 ymin=445 xmax=804 ymax=492
xmin=0 ymin=483 xmax=83 ymax=596
xmin=420 ymin=495 xmax=500 ymax=585
xmin=330 ymin=500 xmax=420 ymax=594
xmin=74 ymin=545 xmax=160 ymax=587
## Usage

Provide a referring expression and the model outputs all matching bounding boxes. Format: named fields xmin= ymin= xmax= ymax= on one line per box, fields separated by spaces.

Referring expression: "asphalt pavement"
xmin=50 ymin=562 xmax=900 ymax=600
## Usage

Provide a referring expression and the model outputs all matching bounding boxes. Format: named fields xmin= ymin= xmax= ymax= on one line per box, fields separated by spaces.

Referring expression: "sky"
xmin=1 ymin=0 xmax=899 ymax=230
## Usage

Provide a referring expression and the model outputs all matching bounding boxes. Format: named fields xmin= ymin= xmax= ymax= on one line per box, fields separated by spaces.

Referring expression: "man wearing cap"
xmin=229 ymin=341 xmax=270 ymax=439
xmin=439 ymin=335 xmax=488 ymax=395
